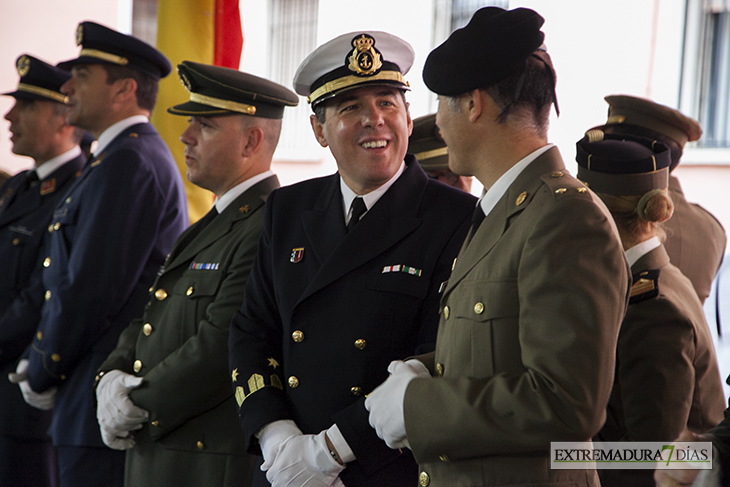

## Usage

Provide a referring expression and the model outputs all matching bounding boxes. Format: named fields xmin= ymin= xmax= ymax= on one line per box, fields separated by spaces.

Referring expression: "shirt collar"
xmin=214 ymin=170 xmax=275 ymax=213
xmin=35 ymin=146 xmax=82 ymax=180
xmin=93 ymin=115 xmax=149 ymax=156
xmin=479 ymin=144 xmax=554 ymax=218
xmin=340 ymin=160 xmax=406 ymax=225
xmin=625 ymin=236 xmax=661 ymax=268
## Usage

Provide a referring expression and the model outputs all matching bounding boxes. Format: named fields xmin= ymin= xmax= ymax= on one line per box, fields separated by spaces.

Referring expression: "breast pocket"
xmin=7 ymin=226 xmax=38 ymax=288
xmin=440 ymin=280 xmax=519 ymax=378
xmin=172 ymin=269 xmax=224 ymax=339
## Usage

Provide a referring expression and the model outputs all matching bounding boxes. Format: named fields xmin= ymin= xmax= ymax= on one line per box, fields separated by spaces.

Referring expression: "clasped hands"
xmin=96 ymin=369 xmax=149 ymax=450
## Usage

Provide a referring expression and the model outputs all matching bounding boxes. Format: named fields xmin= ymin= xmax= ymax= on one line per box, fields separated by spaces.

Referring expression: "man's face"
xmin=61 ymin=64 xmax=115 ymax=134
xmin=435 ymin=94 xmax=472 ymax=177
xmin=311 ymin=86 xmax=413 ymax=194
xmin=4 ymin=98 xmax=66 ymax=164
xmin=180 ymin=115 xmax=246 ymax=195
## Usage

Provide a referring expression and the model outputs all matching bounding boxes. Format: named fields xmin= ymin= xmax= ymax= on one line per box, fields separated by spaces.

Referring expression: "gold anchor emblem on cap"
xmin=16 ymin=56 xmax=30 ymax=77
xmin=348 ymin=34 xmax=382 ymax=76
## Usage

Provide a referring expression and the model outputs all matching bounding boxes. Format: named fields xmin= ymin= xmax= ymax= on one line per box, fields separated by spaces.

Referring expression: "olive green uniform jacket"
xmin=404 ymin=148 xmax=630 ymax=487
xmin=597 ymin=244 xmax=725 ymax=487
xmin=99 ymin=175 xmax=279 ymax=487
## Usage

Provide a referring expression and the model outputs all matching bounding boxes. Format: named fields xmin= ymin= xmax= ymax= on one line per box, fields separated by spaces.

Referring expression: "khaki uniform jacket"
xmin=663 ymin=175 xmax=726 ymax=303
xmin=404 ymin=148 xmax=630 ymax=487
xmin=597 ymin=244 xmax=725 ymax=487
xmin=100 ymin=175 xmax=279 ymax=487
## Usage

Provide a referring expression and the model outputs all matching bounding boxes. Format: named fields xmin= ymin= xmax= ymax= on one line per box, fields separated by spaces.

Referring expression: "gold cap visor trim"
xmin=308 ymin=71 xmax=407 ymax=105
xmin=17 ymin=83 xmax=68 ymax=104
xmin=414 ymin=147 xmax=448 ymax=161
xmin=79 ymin=48 xmax=129 ymax=66
xmin=189 ymin=92 xmax=257 ymax=115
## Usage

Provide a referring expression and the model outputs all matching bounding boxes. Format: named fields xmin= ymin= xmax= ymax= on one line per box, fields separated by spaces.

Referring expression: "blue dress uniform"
xmin=229 ymin=155 xmax=476 ymax=487
xmin=0 ymin=53 xmax=86 ymax=487
xmin=23 ymin=20 xmax=188 ymax=487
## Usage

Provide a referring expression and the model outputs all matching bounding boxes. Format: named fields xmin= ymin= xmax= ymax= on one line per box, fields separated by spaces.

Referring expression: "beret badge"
xmin=347 ymin=34 xmax=382 ymax=77
xmin=16 ymin=56 xmax=30 ymax=77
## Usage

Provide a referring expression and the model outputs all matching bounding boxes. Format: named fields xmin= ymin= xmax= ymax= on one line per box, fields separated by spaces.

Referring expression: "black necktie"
xmin=466 ymin=205 xmax=485 ymax=244
xmin=197 ymin=207 xmax=219 ymax=231
xmin=346 ymin=197 xmax=367 ymax=232
xmin=24 ymin=171 xmax=39 ymax=191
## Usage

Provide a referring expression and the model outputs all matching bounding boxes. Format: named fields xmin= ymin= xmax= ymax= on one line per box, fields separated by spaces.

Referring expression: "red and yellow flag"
xmin=152 ymin=0 xmax=243 ymax=223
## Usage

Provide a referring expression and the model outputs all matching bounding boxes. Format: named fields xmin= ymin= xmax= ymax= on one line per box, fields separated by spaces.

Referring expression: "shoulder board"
xmin=540 ymin=169 xmax=591 ymax=200
xmin=629 ymin=269 xmax=660 ymax=304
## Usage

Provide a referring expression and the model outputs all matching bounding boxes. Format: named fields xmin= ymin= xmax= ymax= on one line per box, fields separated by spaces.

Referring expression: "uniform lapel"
xmin=445 ymin=147 xmax=565 ymax=295
xmin=298 ymin=161 xmax=425 ymax=304
xmin=164 ymin=175 xmax=279 ymax=274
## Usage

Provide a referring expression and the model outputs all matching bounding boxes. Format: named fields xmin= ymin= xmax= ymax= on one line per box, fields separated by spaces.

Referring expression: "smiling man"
xmin=96 ymin=61 xmax=297 ymax=487
xmin=0 ymin=53 xmax=86 ymax=487
xmin=11 ymin=22 xmax=188 ymax=487
xmin=228 ymin=31 xmax=476 ymax=487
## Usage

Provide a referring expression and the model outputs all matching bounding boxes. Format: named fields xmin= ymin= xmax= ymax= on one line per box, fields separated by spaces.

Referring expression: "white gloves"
xmin=365 ymin=359 xmax=430 ymax=449
xmin=96 ymin=370 xmax=149 ymax=450
xmin=265 ymin=430 xmax=345 ymax=487
xmin=8 ymin=359 xmax=57 ymax=410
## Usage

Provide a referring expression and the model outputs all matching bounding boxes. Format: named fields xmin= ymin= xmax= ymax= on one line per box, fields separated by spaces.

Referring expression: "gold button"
xmin=43 ymin=257 xmax=51 ymax=267
xmin=436 ymin=363 xmax=444 ymax=377
xmin=474 ymin=302 xmax=484 ymax=314
xmin=186 ymin=286 xmax=194 ymax=296
xmin=133 ymin=360 xmax=142 ymax=373
xmin=515 ymin=191 xmax=528 ymax=206
xmin=12 ymin=238 xmax=20 ymax=245
xmin=143 ymin=323 xmax=153 ymax=336
xmin=148 ymin=286 xmax=154 ymax=293
xmin=155 ymin=289 xmax=167 ymax=301
xmin=577 ymin=187 xmax=587 ymax=193
xmin=354 ymin=339 xmax=366 ymax=350
xmin=60 ymin=374 xmax=66 ymax=380
xmin=351 ymin=386 xmax=363 ymax=396
xmin=196 ymin=440 xmax=204 ymax=450
xmin=292 ymin=330 xmax=304 ymax=343
xmin=439 ymin=454 xmax=450 ymax=462
xmin=288 ymin=376 xmax=299 ymax=388
xmin=37 ymin=331 xmax=43 ymax=340
xmin=151 ymin=420 xmax=159 ymax=426
xmin=419 ymin=471 xmax=430 ymax=486
xmin=551 ymin=171 xmax=563 ymax=178
xmin=443 ymin=306 xmax=450 ymax=320
xmin=45 ymin=290 xmax=51 ymax=301
xmin=48 ymin=224 xmax=54 ymax=233
xmin=53 ymin=222 xmax=61 ymax=231
xmin=51 ymin=353 xmax=61 ymax=362
xmin=65 ymin=197 xmax=72 ymax=204
xmin=555 ymin=188 xmax=567 ymax=194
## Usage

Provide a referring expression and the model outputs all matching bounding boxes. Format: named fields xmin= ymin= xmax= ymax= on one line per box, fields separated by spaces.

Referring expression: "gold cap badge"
xmin=348 ymin=34 xmax=382 ymax=76
xmin=16 ymin=56 xmax=30 ymax=77
xmin=76 ymin=24 xmax=84 ymax=46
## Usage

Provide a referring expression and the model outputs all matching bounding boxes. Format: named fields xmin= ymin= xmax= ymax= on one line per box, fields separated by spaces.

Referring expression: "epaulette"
xmin=539 ymin=169 xmax=591 ymax=200
xmin=629 ymin=269 xmax=660 ymax=304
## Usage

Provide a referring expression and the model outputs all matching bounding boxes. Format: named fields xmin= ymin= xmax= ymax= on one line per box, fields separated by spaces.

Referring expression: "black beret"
xmin=58 ymin=21 xmax=171 ymax=80
xmin=423 ymin=7 xmax=545 ymax=95
xmin=408 ymin=114 xmax=448 ymax=171
xmin=168 ymin=61 xmax=298 ymax=119
xmin=575 ymin=130 xmax=671 ymax=196
xmin=2 ymin=54 xmax=70 ymax=103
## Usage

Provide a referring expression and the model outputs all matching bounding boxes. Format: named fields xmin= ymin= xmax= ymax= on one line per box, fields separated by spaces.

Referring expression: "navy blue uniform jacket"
xmin=0 ymin=154 xmax=84 ymax=440
xmin=228 ymin=156 xmax=476 ymax=487
xmin=26 ymin=122 xmax=188 ymax=447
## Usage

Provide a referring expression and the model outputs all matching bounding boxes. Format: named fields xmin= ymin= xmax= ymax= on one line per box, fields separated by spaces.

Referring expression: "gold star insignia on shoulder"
xmin=239 ymin=205 xmax=250 ymax=213
xmin=231 ymin=368 xmax=239 ymax=382
xmin=267 ymin=358 xmax=279 ymax=369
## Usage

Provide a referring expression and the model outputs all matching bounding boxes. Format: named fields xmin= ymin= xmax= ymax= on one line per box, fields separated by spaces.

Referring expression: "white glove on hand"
xmin=96 ymin=370 xmax=148 ymax=450
xmin=365 ymin=359 xmax=430 ymax=449
xmin=8 ymin=359 xmax=57 ymax=410
xmin=265 ymin=430 xmax=345 ymax=487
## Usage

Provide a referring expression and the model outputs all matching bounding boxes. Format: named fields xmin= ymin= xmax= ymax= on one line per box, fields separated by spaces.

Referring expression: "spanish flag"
xmin=152 ymin=0 xmax=243 ymax=223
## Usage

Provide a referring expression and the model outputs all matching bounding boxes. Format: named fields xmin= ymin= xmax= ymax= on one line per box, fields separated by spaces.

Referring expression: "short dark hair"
xmin=102 ymin=64 xmax=159 ymax=111
xmin=484 ymin=51 xmax=557 ymax=136
xmin=312 ymin=89 xmax=408 ymax=124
